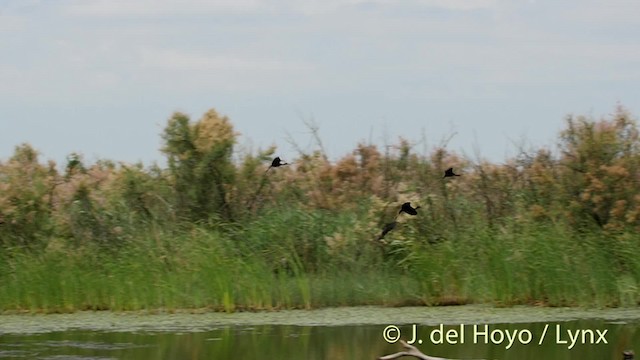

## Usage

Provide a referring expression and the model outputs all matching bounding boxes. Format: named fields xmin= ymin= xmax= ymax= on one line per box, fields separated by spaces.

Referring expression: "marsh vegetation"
xmin=1 ymin=106 xmax=639 ymax=312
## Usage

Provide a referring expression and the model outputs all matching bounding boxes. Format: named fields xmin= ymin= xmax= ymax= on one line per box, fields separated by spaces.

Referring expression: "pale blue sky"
xmin=1 ymin=0 xmax=639 ymax=166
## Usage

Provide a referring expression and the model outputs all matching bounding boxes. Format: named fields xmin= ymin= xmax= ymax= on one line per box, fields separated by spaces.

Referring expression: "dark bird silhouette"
xmin=443 ymin=167 xmax=461 ymax=178
xmin=248 ymin=156 xmax=290 ymax=209
xmin=266 ymin=156 xmax=289 ymax=173
xmin=378 ymin=221 xmax=397 ymax=240
xmin=398 ymin=202 xmax=420 ymax=216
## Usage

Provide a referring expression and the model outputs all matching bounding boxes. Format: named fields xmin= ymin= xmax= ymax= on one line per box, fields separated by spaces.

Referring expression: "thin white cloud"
xmin=563 ymin=0 xmax=640 ymax=24
xmin=0 ymin=62 xmax=123 ymax=102
xmin=0 ymin=65 xmax=22 ymax=95
xmin=0 ymin=14 xmax=27 ymax=32
xmin=271 ymin=0 xmax=498 ymax=16
xmin=138 ymin=47 xmax=313 ymax=73
xmin=368 ymin=0 xmax=498 ymax=11
xmin=63 ymin=0 xmax=497 ymax=17
xmin=64 ymin=0 xmax=268 ymax=17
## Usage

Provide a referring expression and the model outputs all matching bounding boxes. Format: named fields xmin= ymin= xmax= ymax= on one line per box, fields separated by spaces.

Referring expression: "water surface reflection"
xmin=0 ymin=320 xmax=637 ymax=359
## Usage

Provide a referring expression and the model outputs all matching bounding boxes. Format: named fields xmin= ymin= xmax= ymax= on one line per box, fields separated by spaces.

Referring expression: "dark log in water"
xmin=379 ymin=340 xmax=484 ymax=360
xmin=381 ymin=342 xmax=636 ymax=360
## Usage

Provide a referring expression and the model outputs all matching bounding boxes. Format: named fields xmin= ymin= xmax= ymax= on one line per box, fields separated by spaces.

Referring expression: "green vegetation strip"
xmin=2 ymin=305 xmax=640 ymax=335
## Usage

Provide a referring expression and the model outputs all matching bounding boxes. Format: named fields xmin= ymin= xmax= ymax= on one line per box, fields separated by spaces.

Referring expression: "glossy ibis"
xmin=266 ymin=156 xmax=289 ymax=173
xmin=378 ymin=221 xmax=397 ymax=240
xmin=443 ymin=167 xmax=460 ymax=178
xmin=398 ymin=202 xmax=420 ymax=216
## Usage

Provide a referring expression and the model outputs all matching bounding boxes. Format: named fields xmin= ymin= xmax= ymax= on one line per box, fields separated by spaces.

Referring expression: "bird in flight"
xmin=378 ymin=221 xmax=397 ymax=240
xmin=398 ymin=202 xmax=420 ymax=216
xmin=266 ymin=157 xmax=289 ymax=173
xmin=443 ymin=167 xmax=461 ymax=178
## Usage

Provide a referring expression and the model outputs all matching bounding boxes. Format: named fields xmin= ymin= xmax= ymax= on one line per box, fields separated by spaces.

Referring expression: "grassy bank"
xmin=1 ymin=207 xmax=639 ymax=313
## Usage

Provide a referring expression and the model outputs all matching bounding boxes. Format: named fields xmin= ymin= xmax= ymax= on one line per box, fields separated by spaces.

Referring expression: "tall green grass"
xmin=408 ymin=219 xmax=640 ymax=308
xmin=0 ymin=207 xmax=638 ymax=313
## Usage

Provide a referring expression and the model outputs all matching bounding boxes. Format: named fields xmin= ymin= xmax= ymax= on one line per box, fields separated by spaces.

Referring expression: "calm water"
xmin=0 ymin=320 xmax=637 ymax=360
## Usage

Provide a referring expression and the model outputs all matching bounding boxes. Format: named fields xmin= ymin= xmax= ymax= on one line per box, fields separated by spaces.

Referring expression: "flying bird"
xmin=266 ymin=157 xmax=289 ymax=173
xmin=398 ymin=202 xmax=420 ymax=216
xmin=378 ymin=221 xmax=397 ymax=240
xmin=443 ymin=167 xmax=461 ymax=178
